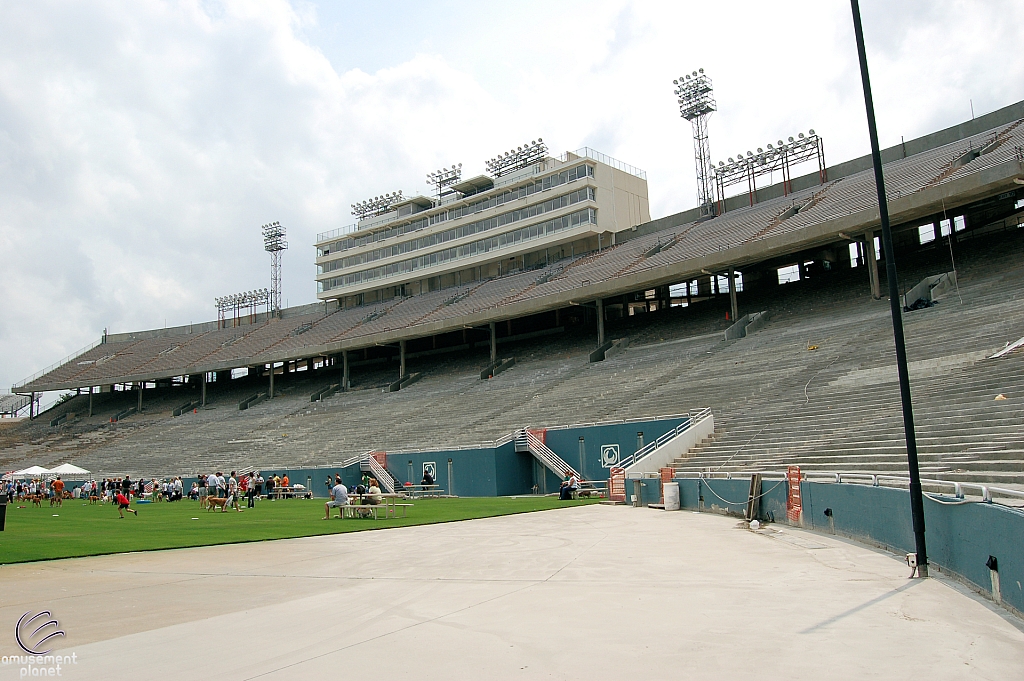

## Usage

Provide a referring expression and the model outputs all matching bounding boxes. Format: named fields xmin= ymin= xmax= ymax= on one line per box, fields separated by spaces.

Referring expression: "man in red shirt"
xmin=115 ymin=491 xmax=138 ymax=518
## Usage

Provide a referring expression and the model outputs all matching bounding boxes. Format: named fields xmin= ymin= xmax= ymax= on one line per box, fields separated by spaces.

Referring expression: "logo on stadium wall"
xmin=16 ymin=610 xmax=65 ymax=654
xmin=601 ymin=444 xmax=620 ymax=468
xmin=422 ymin=462 xmax=436 ymax=480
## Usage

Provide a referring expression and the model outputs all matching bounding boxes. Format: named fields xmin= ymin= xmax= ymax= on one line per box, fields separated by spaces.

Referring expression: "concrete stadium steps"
xmin=4 ymin=228 xmax=1024 ymax=484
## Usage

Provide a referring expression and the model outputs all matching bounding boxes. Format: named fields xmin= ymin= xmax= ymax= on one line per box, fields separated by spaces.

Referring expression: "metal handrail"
xmin=670 ymin=470 xmax=1024 ymax=508
xmin=315 ymin=223 xmax=359 ymax=244
xmin=365 ymin=456 xmax=395 ymax=494
xmin=617 ymin=408 xmax=712 ymax=469
xmin=538 ymin=412 xmax=690 ymax=433
xmin=524 ymin=431 xmax=580 ymax=479
xmin=12 ymin=337 xmax=104 ymax=391
xmin=557 ymin=147 xmax=648 ymax=180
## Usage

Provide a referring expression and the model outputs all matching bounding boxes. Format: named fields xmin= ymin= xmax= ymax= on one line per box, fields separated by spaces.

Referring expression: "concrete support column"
xmin=864 ymin=231 xmax=881 ymax=299
xmin=342 ymin=350 xmax=349 ymax=390
xmin=489 ymin=322 xmax=497 ymax=364
xmin=269 ymin=363 xmax=274 ymax=399
xmin=201 ymin=372 xmax=207 ymax=408
xmin=596 ymin=298 xmax=605 ymax=347
xmin=30 ymin=392 xmax=35 ymax=419
xmin=729 ymin=267 xmax=739 ymax=322
xmin=88 ymin=389 xmax=93 ymax=417
xmin=137 ymin=383 xmax=143 ymax=412
xmin=399 ymin=340 xmax=407 ymax=378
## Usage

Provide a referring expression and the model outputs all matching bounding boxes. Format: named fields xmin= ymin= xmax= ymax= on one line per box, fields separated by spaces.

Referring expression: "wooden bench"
xmin=389 ymin=502 xmax=414 ymax=518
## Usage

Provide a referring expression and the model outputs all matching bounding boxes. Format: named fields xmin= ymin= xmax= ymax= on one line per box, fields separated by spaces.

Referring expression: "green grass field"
xmin=0 ymin=496 xmax=598 ymax=564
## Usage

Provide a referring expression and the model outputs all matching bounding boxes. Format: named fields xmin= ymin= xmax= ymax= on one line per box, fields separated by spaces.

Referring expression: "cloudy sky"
xmin=2 ymin=0 xmax=1022 ymax=396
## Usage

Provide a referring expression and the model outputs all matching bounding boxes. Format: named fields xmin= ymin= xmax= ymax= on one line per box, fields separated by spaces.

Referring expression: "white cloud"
xmin=1 ymin=0 xmax=1021 ymax=394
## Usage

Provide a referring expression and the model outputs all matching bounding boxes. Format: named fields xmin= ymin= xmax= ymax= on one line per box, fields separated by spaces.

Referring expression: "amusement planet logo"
xmin=2 ymin=610 xmax=78 ymax=678
xmin=16 ymin=612 xmax=64 ymax=655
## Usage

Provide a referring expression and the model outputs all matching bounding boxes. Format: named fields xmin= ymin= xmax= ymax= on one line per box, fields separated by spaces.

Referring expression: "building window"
xmin=322 ymin=164 xmax=595 ymax=254
xmin=918 ymin=223 xmax=935 ymax=244
xmin=323 ymin=208 xmax=598 ymax=291
xmin=953 ymin=215 xmax=966 ymax=232
xmin=777 ymin=264 xmax=800 ymax=285
xmin=319 ymin=187 xmax=595 ymax=275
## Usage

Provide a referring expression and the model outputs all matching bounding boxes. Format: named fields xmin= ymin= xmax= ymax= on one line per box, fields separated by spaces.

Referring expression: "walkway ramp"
xmin=620 ymin=408 xmax=715 ymax=477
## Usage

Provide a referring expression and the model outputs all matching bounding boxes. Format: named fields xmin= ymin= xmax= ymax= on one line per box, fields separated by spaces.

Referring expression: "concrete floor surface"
xmin=1 ymin=505 xmax=1022 ymax=680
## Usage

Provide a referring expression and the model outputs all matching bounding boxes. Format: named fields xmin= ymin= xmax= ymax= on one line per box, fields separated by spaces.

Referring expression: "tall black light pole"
xmin=850 ymin=0 xmax=928 ymax=577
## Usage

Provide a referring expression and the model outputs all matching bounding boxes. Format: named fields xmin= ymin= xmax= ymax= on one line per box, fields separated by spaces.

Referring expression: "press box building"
xmin=315 ymin=148 xmax=651 ymax=307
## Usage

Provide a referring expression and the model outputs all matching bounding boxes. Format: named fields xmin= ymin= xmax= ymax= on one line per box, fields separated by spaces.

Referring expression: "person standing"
xmin=245 ymin=473 xmax=256 ymax=508
xmin=226 ymin=472 xmax=241 ymax=512
xmin=51 ymin=476 xmax=65 ymax=507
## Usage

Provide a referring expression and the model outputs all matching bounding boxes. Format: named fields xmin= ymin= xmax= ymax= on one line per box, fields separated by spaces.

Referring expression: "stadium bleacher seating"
xmin=3 ymin=109 xmax=1023 ymax=490
xmin=10 ymin=115 xmax=1023 ymax=397
xmin=3 ymin=224 xmax=1023 ymax=490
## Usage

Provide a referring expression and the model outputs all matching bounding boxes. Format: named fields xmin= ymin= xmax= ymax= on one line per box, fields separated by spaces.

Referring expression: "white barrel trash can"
xmin=663 ymin=482 xmax=680 ymax=511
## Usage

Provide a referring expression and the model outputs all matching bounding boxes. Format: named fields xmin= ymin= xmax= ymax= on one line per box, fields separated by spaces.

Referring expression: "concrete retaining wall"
xmin=630 ymin=476 xmax=1024 ymax=618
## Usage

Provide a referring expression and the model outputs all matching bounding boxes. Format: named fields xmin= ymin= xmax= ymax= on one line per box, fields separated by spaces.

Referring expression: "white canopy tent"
xmin=49 ymin=463 xmax=90 ymax=479
xmin=12 ymin=466 xmax=51 ymax=479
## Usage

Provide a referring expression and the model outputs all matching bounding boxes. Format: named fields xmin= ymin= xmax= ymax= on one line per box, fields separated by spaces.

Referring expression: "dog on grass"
xmin=88 ymin=495 xmax=100 ymax=504
xmin=204 ymin=496 xmax=228 ymax=512
xmin=28 ymin=494 xmax=42 ymax=507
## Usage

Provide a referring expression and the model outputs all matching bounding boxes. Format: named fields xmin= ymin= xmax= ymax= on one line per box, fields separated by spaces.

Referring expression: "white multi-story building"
xmin=315 ymin=148 xmax=650 ymax=307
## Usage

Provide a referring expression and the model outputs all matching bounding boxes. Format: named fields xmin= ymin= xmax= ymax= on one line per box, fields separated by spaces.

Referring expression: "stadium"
xmin=2 ymin=8 xmax=1024 ymax=675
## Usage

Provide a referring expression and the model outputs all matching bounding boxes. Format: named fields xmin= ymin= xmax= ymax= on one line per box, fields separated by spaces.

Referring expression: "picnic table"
xmin=404 ymin=484 xmax=446 ymax=498
xmin=341 ymin=492 xmax=413 ymax=519
xmin=268 ymin=485 xmax=306 ymax=500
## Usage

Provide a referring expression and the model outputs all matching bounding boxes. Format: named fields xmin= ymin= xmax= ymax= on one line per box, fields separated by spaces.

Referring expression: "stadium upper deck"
xmin=12 ymin=101 xmax=1024 ymax=395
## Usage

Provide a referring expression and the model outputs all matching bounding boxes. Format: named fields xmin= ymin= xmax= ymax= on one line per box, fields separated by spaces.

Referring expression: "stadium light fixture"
xmin=215 ymin=287 xmax=271 ymax=326
xmin=262 ymin=222 xmax=288 ymax=316
xmin=673 ymin=68 xmax=716 ymax=215
xmin=427 ymin=163 xmax=463 ymax=199
xmin=712 ymin=130 xmax=827 ymax=208
xmin=351 ymin=192 xmax=404 ymax=220
xmin=850 ymin=0 xmax=929 ymax=578
xmin=485 ymin=139 xmax=548 ymax=177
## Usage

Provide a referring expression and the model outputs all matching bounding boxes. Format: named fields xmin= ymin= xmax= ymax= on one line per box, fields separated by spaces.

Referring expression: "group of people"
xmin=198 ymin=471 xmax=257 ymax=511
xmin=323 ymin=473 xmax=382 ymax=519
xmin=4 ymin=477 xmax=61 ymax=503
xmin=5 ymin=468 xmax=360 ymax=517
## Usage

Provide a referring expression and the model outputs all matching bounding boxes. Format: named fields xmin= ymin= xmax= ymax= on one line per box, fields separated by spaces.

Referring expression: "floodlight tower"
xmin=427 ymin=164 xmax=463 ymax=201
xmin=673 ymin=69 xmax=717 ymax=216
xmin=262 ymin=221 xmax=287 ymax=316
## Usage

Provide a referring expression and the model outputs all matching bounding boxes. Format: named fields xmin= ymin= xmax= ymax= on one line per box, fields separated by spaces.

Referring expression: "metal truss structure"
xmin=427 ymin=164 xmax=463 ymax=200
xmin=351 ymin=192 xmax=404 ymax=220
xmin=262 ymin=221 xmax=287 ymax=316
xmin=674 ymin=69 xmax=717 ymax=216
xmin=713 ymin=131 xmax=827 ymax=210
xmin=215 ymin=289 xmax=271 ymax=328
xmin=485 ymin=139 xmax=547 ymax=178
